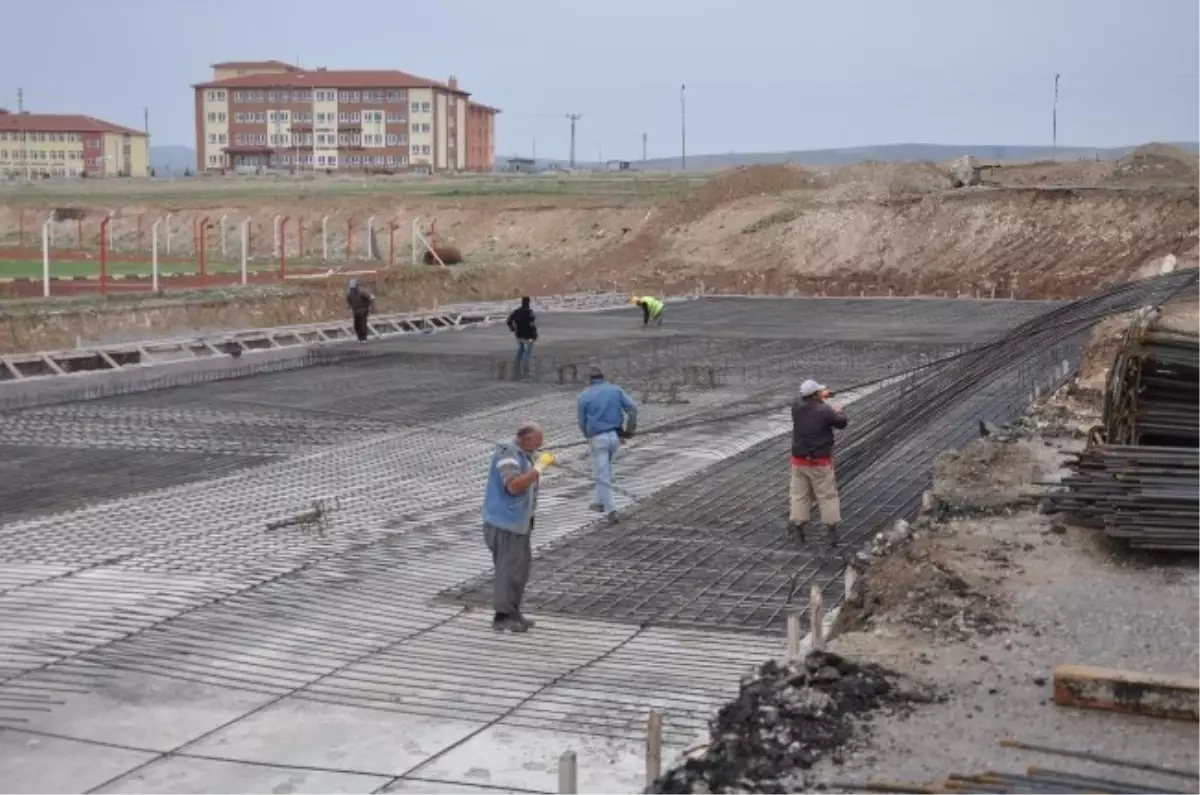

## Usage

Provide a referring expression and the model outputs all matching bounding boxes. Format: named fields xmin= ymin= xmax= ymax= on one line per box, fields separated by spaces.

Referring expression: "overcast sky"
xmin=2 ymin=0 xmax=1196 ymax=158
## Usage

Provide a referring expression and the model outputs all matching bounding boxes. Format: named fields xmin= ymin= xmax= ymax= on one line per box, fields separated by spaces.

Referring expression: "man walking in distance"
xmin=632 ymin=295 xmax=666 ymax=328
xmin=482 ymin=422 xmax=556 ymax=633
xmin=506 ymin=296 xmax=538 ymax=379
xmin=789 ymin=379 xmax=848 ymax=542
xmin=346 ymin=278 xmax=373 ymax=343
xmin=577 ymin=366 xmax=638 ymax=524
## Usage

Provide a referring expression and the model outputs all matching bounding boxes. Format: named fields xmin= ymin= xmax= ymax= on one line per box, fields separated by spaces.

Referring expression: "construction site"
xmin=0 ymin=149 xmax=1197 ymax=794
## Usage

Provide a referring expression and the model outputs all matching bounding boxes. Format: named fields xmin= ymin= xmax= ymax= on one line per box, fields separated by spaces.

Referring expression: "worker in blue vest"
xmin=481 ymin=422 xmax=556 ymax=633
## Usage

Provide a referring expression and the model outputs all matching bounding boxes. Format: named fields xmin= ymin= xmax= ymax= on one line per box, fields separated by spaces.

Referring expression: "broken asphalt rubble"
xmin=649 ymin=650 xmax=933 ymax=794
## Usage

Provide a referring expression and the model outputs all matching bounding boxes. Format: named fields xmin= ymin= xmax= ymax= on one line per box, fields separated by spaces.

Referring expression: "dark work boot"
xmin=516 ymin=613 xmax=536 ymax=629
xmin=492 ymin=613 xmax=528 ymax=633
xmin=787 ymin=521 xmax=809 ymax=542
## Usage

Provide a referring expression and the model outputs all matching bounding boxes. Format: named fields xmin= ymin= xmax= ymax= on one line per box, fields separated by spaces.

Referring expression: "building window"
xmin=218 ymin=112 xmax=226 ymax=122
xmin=234 ymin=91 xmax=244 ymax=102
xmin=235 ymin=134 xmax=246 ymax=144
xmin=255 ymin=112 xmax=266 ymax=123
xmin=208 ymin=133 xmax=217 ymax=144
xmin=411 ymin=102 xmax=420 ymax=114
xmin=386 ymin=112 xmax=405 ymax=123
xmin=421 ymin=102 xmax=431 ymax=112
xmin=257 ymin=133 xmax=267 ymax=144
xmin=208 ymin=112 xmax=216 ymax=123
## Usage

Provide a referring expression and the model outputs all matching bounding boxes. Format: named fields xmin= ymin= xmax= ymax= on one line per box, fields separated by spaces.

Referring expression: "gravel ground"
xmin=815 ymin=404 xmax=1199 ymax=792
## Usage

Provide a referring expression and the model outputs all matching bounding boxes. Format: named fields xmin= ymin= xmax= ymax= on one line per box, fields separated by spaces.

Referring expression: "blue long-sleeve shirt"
xmin=577 ymin=381 xmax=638 ymax=439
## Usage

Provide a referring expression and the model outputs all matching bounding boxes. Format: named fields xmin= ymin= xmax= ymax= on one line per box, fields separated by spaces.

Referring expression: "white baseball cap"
xmin=799 ymin=379 xmax=825 ymax=397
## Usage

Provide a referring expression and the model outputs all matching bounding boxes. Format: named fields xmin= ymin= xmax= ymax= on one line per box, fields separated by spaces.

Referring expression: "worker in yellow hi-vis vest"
xmin=632 ymin=296 xmax=665 ymax=328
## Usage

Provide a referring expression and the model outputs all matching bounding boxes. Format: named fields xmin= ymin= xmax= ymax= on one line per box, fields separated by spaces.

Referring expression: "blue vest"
xmin=481 ymin=440 xmax=534 ymax=534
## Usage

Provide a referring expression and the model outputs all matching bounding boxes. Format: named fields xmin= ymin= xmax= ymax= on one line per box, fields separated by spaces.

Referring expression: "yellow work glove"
xmin=533 ymin=452 xmax=556 ymax=474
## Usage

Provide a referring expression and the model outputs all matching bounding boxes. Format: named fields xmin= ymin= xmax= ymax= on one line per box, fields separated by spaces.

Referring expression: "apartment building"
xmin=0 ymin=110 xmax=149 ymax=178
xmin=193 ymin=60 xmax=498 ymax=173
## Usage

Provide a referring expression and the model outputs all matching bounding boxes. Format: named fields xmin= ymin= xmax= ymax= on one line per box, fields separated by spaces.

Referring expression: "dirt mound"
xmin=679 ymin=164 xmax=821 ymax=223
xmin=1110 ymin=143 xmax=1199 ymax=186
xmin=651 ymin=651 xmax=927 ymax=794
xmin=822 ymin=160 xmax=947 ymax=202
xmin=933 ymin=439 xmax=1050 ymax=512
xmin=835 ymin=531 xmax=1012 ymax=643
xmin=664 ymin=186 xmax=1199 ymax=298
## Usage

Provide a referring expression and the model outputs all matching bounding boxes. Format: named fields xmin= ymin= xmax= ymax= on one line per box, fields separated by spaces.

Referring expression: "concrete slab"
xmin=185 ymin=698 xmax=486 ymax=777
xmin=409 ymin=725 xmax=656 ymax=794
xmin=382 ymin=777 xmax=545 ymax=794
xmin=94 ymin=756 xmax=389 ymax=794
xmin=0 ymin=729 xmax=154 ymax=795
xmin=7 ymin=667 xmax=278 ymax=751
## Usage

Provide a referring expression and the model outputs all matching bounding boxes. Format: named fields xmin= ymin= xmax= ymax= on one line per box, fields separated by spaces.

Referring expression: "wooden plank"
xmin=1053 ymin=663 xmax=1199 ymax=721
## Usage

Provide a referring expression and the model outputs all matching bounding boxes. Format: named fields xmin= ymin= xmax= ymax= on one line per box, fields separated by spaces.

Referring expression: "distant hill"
xmin=500 ymin=142 xmax=1200 ymax=172
xmin=150 ymin=145 xmax=195 ymax=174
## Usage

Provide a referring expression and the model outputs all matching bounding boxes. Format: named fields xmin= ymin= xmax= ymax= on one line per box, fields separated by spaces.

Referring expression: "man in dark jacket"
xmin=506 ymin=296 xmax=537 ymax=378
xmin=789 ymin=378 xmax=848 ymax=541
xmin=346 ymin=279 xmax=373 ymax=343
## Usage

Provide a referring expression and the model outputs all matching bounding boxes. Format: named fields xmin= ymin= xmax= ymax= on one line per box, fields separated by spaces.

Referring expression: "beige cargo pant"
xmin=789 ymin=464 xmax=841 ymax=526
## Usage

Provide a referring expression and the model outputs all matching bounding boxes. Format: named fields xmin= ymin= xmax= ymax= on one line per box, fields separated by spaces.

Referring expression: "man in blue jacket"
xmin=577 ymin=366 xmax=638 ymax=524
xmin=481 ymin=422 xmax=556 ymax=633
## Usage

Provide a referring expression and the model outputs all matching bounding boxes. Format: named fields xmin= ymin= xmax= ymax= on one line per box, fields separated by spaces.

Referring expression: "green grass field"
xmin=0 ymin=258 xmax=293 ymax=279
xmin=0 ymin=173 xmax=710 ymax=204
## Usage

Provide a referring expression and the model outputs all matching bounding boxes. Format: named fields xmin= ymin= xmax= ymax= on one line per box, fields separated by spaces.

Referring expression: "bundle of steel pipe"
xmin=1051 ymin=444 xmax=1199 ymax=551
xmin=852 ymin=768 xmax=1190 ymax=794
xmin=1103 ymin=314 xmax=1199 ymax=448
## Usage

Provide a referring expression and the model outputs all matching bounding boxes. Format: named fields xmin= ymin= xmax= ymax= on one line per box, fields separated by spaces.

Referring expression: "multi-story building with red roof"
xmin=0 ymin=109 xmax=149 ymax=178
xmin=193 ymin=60 xmax=498 ymax=174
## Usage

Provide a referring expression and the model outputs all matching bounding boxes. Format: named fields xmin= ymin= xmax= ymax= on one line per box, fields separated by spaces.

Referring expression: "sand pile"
xmin=1110 ymin=143 xmax=1199 ymax=186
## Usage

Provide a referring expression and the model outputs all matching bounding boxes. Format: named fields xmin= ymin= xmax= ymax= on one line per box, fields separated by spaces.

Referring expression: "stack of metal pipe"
xmin=1054 ymin=300 xmax=1199 ymax=552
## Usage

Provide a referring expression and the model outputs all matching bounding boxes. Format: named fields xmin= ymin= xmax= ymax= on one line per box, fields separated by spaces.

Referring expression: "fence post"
xmin=151 ymin=219 xmax=161 ymax=293
xmin=240 ymin=219 xmax=249 ymax=286
xmin=99 ymin=216 xmax=111 ymax=296
xmin=279 ymin=216 xmax=290 ymax=278
xmin=557 ymin=751 xmax=577 ymax=795
xmin=411 ymin=217 xmax=420 ymax=264
xmin=137 ymin=212 xmax=146 ymax=252
xmin=346 ymin=218 xmax=354 ymax=260
xmin=321 ymin=215 xmax=329 ymax=262
xmin=366 ymin=215 xmax=375 ymax=259
xmin=298 ymin=217 xmax=305 ymax=260
xmin=273 ymin=214 xmax=283 ymax=258
xmin=19 ymin=209 xmax=25 ymax=248
xmin=76 ymin=217 xmax=83 ymax=248
xmin=645 ymin=710 xmax=663 ymax=788
xmin=198 ymin=216 xmax=210 ymax=282
xmin=45 ymin=211 xmax=55 ymax=250
xmin=164 ymin=212 xmax=172 ymax=254
xmin=41 ymin=220 xmax=51 ymax=298
xmin=108 ymin=213 xmax=115 ymax=252
xmin=389 ymin=220 xmax=398 ymax=266
xmin=220 ymin=213 xmax=229 ymax=257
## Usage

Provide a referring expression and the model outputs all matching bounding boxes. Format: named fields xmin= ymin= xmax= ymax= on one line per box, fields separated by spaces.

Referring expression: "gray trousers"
xmin=483 ymin=520 xmax=533 ymax=617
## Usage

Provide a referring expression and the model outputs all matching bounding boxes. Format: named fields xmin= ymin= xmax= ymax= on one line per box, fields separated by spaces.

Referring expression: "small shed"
xmin=506 ymin=157 xmax=537 ymax=173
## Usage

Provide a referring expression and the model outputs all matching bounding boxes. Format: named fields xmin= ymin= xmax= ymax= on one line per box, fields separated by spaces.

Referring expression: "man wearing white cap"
xmin=789 ymin=378 xmax=848 ymax=541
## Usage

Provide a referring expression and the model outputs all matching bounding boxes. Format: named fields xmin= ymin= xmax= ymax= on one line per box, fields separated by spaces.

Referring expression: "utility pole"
xmin=144 ymin=106 xmax=149 ymax=136
xmin=642 ymin=132 xmax=647 ymax=162
xmin=1052 ymin=73 xmax=1060 ymax=161
xmin=565 ymin=113 xmax=581 ymax=169
xmin=17 ymin=87 xmax=28 ymax=182
xmin=680 ymin=83 xmax=687 ymax=172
